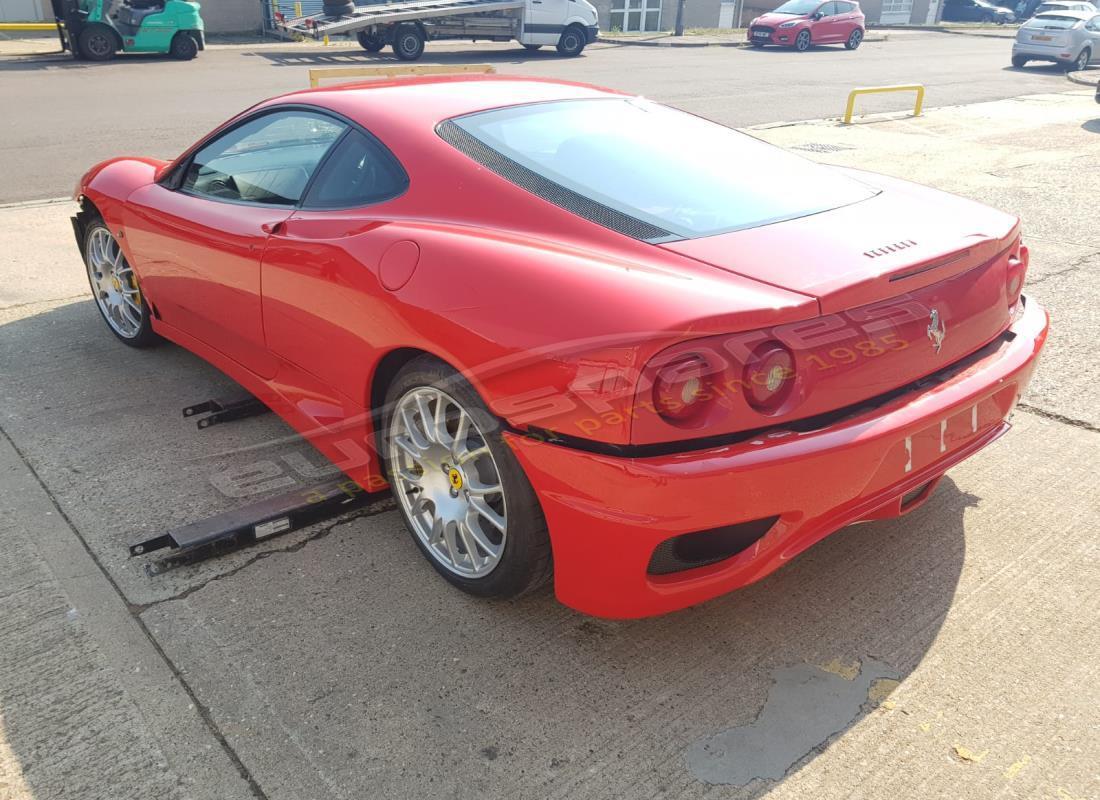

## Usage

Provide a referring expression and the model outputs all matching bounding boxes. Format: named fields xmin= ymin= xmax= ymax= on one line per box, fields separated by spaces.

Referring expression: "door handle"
xmin=261 ymin=221 xmax=285 ymax=235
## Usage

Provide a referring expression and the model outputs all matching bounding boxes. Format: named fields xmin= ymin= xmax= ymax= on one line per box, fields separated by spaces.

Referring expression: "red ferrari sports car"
xmin=74 ymin=76 xmax=1047 ymax=618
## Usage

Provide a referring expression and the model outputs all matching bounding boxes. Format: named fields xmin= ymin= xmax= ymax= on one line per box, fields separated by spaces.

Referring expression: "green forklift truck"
xmin=51 ymin=0 xmax=205 ymax=61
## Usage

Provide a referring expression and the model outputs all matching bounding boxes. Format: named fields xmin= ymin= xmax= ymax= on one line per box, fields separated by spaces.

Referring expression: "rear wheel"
xmin=522 ymin=43 xmax=543 ymax=50
xmin=357 ymin=30 xmax=385 ymax=51
xmin=1011 ymin=54 xmax=1028 ymax=67
xmin=383 ymin=357 xmax=552 ymax=599
xmin=82 ymin=219 xmax=158 ymax=347
xmin=794 ymin=29 xmax=811 ymax=51
xmin=1070 ymin=47 xmax=1090 ymax=71
xmin=169 ymin=32 xmax=198 ymax=60
xmin=392 ymin=23 xmax=425 ymax=61
xmin=845 ymin=28 xmax=863 ymax=49
xmin=77 ymin=25 xmax=117 ymax=61
xmin=556 ymin=24 xmax=586 ymax=56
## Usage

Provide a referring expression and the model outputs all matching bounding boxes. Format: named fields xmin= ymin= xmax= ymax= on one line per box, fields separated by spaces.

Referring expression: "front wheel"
xmin=383 ymin=357 xmax=552 ymax=599
xmin=556 ymin=25 xmax=586 ymax=56
xmin=794 ymin=29 xmax=811 ymax=51
xmin=357 ymin=30 xmax=385 ymax=52
xmin=392 ymin=23 xmax=425 ymax=61
xmin=82 ymin=220 xmax=158 ymax=347
xmin=169 ymin=32 xmax=198 ymax=60
xmin=845 ymin=28 xmax=863 ymax=49
xmin=77 ymin=25 xmax=117 ymax=61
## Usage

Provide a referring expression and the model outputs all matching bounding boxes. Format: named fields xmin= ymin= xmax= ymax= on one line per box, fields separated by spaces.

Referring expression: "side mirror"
xmin=812 ymin=11 xmax=824 ymax=19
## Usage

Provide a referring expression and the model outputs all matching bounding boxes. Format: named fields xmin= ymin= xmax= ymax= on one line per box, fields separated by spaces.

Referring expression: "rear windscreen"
xmin=443 ymin=98 xmax=878 ymax=241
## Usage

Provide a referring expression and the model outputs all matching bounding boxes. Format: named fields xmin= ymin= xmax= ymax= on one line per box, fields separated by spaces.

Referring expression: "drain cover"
xmin=791 ymin=142 xmax=857 ymax=153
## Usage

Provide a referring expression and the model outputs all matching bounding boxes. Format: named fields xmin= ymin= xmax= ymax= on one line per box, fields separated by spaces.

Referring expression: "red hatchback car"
xmin=749 ymin=0 xmax=866 ymax=51
xmin=74 ymin=77 xmax=1046 ymax=618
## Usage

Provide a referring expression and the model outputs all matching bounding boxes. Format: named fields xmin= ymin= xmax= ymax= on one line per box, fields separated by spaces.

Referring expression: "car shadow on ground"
xmin=1082 ymin=118 xmax=1100 ymax=133
xmin=0 ymin=300 xmax=973 ymax=798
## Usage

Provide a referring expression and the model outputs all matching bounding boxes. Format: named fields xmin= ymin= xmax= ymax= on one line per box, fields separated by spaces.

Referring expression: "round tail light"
xmin=744 ymin=342 xmax=796 ymax=413
xmin=653 ymin=355 xmax=710 ymax=422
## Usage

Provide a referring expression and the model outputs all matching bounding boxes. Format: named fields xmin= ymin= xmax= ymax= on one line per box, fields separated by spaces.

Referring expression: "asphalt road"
xmin=0 ymin=31 xmax=1078 ymax=204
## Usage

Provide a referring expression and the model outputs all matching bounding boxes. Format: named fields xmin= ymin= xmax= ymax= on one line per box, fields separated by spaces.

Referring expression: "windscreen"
xmin=772 ymin=0 xmax=820 ymax=12
xmin=448 ymin=98 xmax=878 ymax=241
xmin=1024 ymin=13 xmax=1083 ymax=26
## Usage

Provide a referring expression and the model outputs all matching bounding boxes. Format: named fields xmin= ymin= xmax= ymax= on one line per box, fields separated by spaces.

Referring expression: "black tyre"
xmin=556 ymin=24 xmax=586 ymax=56
xmin=82 ymin=218 xmax=159 ymax=348
xmin=794 ymin=28 xmax=811 ymax=51
xmin=522 ymin=43 xmax=543 ymax=50
xmin=77 ymin=25 xmax=117 ymax=61
xmin=392 ymin=23 xmax=425 ymax=60
xmin=323 ymin=0 xmax=356 ymax=15
xmin=382 ymin=356 xmax=552 ymax=599
xmin=169 ymin=32 xmax=198 ymax=60
xmin=845 ymin=28 xmax=863 ymax=49
xmin=1070 ymin=47 xmax=1090 ymax=71
xmin=1011 ymin=54 xmax=1028 ymax=67
xmin=357 ymin=30 xmax=385 ymax=51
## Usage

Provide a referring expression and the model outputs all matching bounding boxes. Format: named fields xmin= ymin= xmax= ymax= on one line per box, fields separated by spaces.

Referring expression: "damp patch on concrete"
xmin=685 ymin=658 xmax=900 ymax=787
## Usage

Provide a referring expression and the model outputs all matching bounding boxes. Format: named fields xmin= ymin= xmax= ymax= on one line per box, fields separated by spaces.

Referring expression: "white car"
xmin=1012 ymin=10 xmax=1100 ymax=70
xmin=1034 ymin=1 xmax=1097 ymax=13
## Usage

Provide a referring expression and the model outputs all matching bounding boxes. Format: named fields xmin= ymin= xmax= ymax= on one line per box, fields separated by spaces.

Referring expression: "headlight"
xmin=778 ymin=20 xmax=800 ymax=27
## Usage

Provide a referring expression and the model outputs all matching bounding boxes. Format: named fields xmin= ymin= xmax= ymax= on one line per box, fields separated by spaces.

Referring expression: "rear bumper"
xmin=1012 ymin=41 xmax=1077 ymax=62
xmin=507 ymin=297 xmax=1049 ymax=619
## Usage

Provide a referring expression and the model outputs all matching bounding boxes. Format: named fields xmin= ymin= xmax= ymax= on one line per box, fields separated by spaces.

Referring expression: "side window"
xmin=1090 ymin=14 xmax=1100 ymax=29
xmin=181 ymin=111 xmax=346 ymax=205
xmin=300 ymin=128 xmax=409 ymax=209
xmin=818 ymin=2 xmax=838 ymax=14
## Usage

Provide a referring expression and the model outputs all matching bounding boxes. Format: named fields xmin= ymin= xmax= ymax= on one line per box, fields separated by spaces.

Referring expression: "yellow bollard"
xmin=843 ymin=85 xmax=925 ymax=125
xmin=323 ymin=34 xmax=330 ymax=45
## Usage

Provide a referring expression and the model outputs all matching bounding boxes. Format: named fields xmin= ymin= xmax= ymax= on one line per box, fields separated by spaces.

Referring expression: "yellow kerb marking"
xmin=308 ymin=63 xmax=495 ymax=88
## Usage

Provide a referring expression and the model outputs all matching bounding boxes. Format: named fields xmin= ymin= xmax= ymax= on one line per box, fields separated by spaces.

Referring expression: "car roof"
xmin=260 ymin=75 xmax=626 ymax=129
xmin=1032 ymin=7 xmax=1094 ymax=15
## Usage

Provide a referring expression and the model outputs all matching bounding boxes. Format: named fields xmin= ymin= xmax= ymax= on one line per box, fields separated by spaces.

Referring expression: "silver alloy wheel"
xmin=1075 ymin=49 xmax=1089 ymax=71
xmin=796 ymin=30 xmax=811 ymax=51
xmin=848 ymin=29 xmax=862 ymax=47
xmin=388 ymin=386 xmax=507 ymax=578
xmin=86 ymin=226 xmax=143 ymax=339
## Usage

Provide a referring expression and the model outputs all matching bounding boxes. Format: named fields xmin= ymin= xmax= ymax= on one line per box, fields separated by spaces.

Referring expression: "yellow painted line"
xmin=0 ymin=22 xmax=57 ymax=30
xmin=308 ymin=63 xmax=495 ymax=88
xmin=843 ymin=84 xmax=924 ymax=124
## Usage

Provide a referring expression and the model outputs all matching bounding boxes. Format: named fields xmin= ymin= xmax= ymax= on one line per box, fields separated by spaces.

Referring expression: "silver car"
xmin=1012 ymin=10 xmax=1100 ymax=70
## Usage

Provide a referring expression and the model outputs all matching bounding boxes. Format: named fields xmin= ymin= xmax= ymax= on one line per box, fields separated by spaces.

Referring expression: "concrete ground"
xmin=1 ymin=70 xmax=1098 ymax=800
xmin=0 ymin=32 xmax=1089 ymax=203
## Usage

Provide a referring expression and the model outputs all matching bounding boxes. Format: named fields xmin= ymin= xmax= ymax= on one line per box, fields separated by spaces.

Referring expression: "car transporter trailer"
xmin=275 ymin=0 xmax=599 ymax=61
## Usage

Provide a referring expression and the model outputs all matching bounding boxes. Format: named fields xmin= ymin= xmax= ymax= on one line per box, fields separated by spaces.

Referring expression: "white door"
xmin=609 ymin=0 xmax=661 ymax=31
xmin=879 ymin=0 xmax=914 ymax=22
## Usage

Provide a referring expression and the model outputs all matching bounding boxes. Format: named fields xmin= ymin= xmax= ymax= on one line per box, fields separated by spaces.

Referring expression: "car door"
xmin=811 ymin=2 xmax=839 ymax=40
xmin=525 ymin=0 xmax=570 ymax=42
xmin=823 ymin=1 xmax=856 ymax=39
xmin=260 ymin=125 xmax=411 ymax=404
xmin=124 ymin=109 xmax=347 ymax=378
